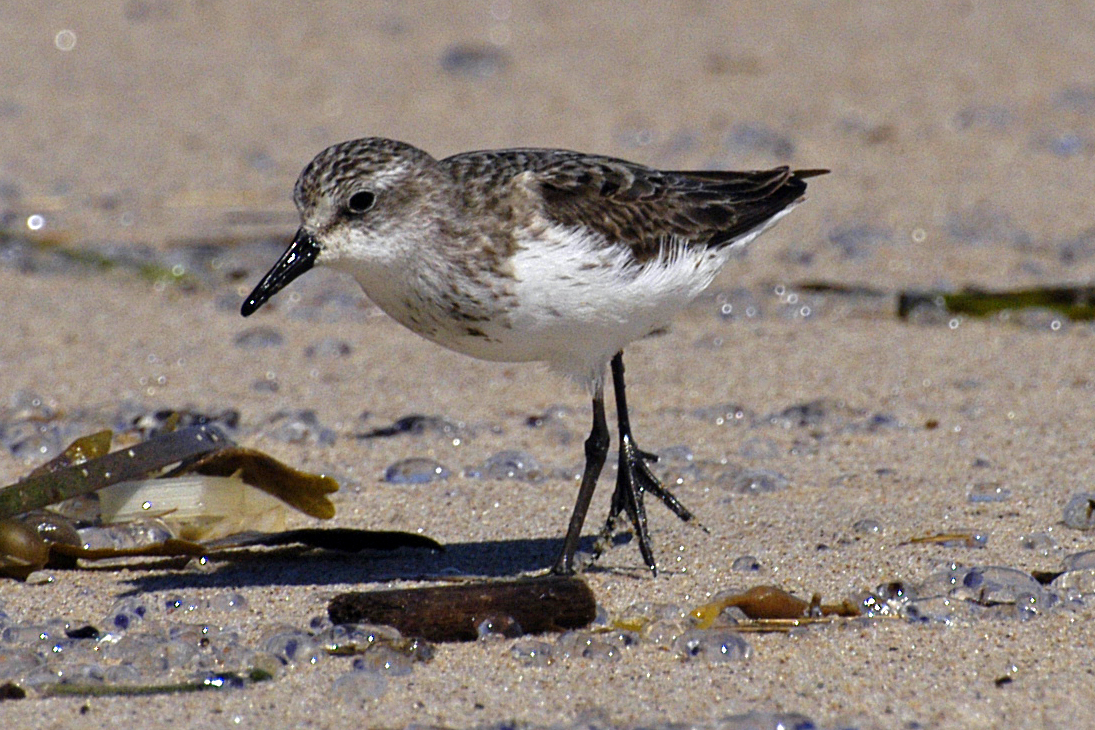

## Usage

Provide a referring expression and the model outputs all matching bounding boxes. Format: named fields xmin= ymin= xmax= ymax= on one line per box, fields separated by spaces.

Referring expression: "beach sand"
xmin=2 ymin=2 xmax=1095 ymax=727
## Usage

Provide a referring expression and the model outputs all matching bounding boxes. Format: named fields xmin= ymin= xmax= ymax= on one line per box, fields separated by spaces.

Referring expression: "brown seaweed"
xmin=203 ymin=528 xmax=442 ymax=553
xmin=40 ymin=669 xmax=272 ymax=698
xmin=0 ymin=519 xmax=52 ymax=579
xmin=0 ymin=425 xmax=229 ymax=519
xmin=0 ymin=424 xmax=363 ymax=578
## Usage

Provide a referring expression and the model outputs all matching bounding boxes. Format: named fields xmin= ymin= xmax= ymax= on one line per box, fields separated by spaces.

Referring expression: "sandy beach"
xmin=3 ymin=2 xmax=1095 ymax=728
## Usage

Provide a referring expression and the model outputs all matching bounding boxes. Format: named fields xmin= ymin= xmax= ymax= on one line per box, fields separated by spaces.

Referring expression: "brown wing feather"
xmin=443 ymin=148 xmax=825 ymax=261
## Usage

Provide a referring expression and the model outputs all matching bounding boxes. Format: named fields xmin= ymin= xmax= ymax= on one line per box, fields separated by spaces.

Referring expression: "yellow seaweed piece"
xmin=27 ymin=430 xmax=113 ymax=478
xmin=690 ymin=585 xmax=861 ymax=628
xmin=49 ymin=538 xmax=208 ymax=562
xmin=902 ymin=530 xmax=985 ymax=548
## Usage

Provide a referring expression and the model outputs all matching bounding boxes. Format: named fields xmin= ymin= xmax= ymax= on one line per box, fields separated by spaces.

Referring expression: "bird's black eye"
xmin=346 ymin=190 xmax=376 ymax=213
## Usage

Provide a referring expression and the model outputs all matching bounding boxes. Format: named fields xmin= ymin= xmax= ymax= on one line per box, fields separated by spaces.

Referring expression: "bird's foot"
xmin=593 ymin=435 xmax=698 ymax=575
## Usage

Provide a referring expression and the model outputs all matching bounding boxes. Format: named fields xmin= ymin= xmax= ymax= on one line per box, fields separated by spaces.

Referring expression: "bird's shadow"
xmin=118 ymin=535 xmax=621 ymax=596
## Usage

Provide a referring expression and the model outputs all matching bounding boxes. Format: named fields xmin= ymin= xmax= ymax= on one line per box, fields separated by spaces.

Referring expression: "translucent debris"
xmin=233 ymin=326 xmax=283 ymax=349
xmin=260 ymin=409 xmax=336 ymax=446
xmin=731 ymin=555 xmax=761 ymax=572
xmin=383 ymin=458 xmax=450 ymax=485
xmin=718 ymin=710 xmax=818 ymax=730
xmin=261 ymin=630 xmax=323 ymax=669
xmin=510 ymin=640 xmax=553 ymax=667
xmin=1019 ymin=532 xmax=1059 ymax=556
xmin=303 ymin=338 xmax=352 ymax=358
xmin=827 ymin=223 xmax=892 ymax=260
xmin=440 ymin=44 xmax=509 ymax=78
xmin=967 ymin=482 xmax=1011 ymax=503
xmin=851 ymin=518 xmax=882 ymax=534
xmin=1050 ymin=568 xmax=1095 ymax=601
xmin=1063 ymin=493 xmax=1095 ymax=530
xmin=351 ymin=645 xmax=414 ymax=677
xmin=722 ymin=468 xmax=789 ymax=495
xmin=97 ymin=477 xmax=288 ymax=541
xmin=331 ymin=669 xmax=388 ymax=702
xmin=1063 ymin=550 xmax=1095 ymax=570
xmin=554 ymin=631 xmax=621 ymax=663
xmin=476 ymin=615 xmax=523 ymax=641
xmin=359 ymin=414 xmax=460 ymax=439
xmin=471 ymin=450 xmax=545 ymax=481
xmin=78 ymin=519 xmax=175 ymax=550
xmin=691 ymin=401 xmax=754 ymax=426
xmin=104 ymin=597 xmax=152 ymax=633
xmin=948 ymin=566 xmax=1044 ymax=607
xmin=674 ymin=629 xmax=751 ymax=662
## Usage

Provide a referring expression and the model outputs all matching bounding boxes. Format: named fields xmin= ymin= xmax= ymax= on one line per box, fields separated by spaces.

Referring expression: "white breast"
xmin=461 ymin=223 xmax=733 ymax=382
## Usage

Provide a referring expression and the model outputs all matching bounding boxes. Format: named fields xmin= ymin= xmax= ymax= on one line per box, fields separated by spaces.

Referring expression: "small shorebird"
xmin=242 ymin=137 xmax=825 ymax=575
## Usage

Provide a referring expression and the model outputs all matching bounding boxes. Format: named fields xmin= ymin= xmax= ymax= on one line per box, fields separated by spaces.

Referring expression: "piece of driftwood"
xmin=328 ymin=575 xmax=596 ymax=642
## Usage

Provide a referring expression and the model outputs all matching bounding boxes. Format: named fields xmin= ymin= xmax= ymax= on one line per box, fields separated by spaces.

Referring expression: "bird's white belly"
xmin=447 ymin=225 xmax=732 ymax=380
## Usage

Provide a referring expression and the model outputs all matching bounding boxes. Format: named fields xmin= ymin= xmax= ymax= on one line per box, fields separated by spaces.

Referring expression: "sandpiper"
xmin=242 ymin=137 xmax=825 ymax=575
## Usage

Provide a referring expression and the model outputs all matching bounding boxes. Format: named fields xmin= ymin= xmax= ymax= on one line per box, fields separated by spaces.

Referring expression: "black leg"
xmin=551 ymin=382 xmax=610 ymax=575
xmin=596 ymin=351 xmax=696 ymax=575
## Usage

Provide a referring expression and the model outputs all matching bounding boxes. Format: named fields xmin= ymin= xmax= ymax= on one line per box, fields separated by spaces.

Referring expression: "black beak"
xmin=240 ymin=228 xmax=321 ymax=316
